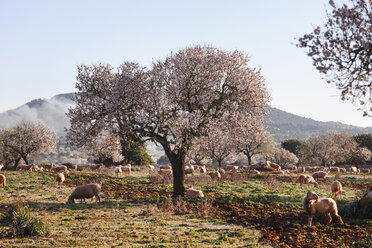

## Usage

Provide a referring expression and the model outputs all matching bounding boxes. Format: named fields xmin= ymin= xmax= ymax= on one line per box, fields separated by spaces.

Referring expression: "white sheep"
xmin=331 ymin=180 xmax=342 ymax=199
xmin=68 ymin=183 xmax=101 ymax=204
xmin=186 ymin=186 xmax=204 ymax=198
xmin=122 ymin=164 xmax=131 ymax=176
xmin=55 ymin=172 xmax=65 ymax=185
xmin=0 ymin=174 xmax=6 ymax=189
xmin=350 ymin=166 xmax=358 ymax=174
xmin=114 ymin=166 xmax=122 ymax=178
xmin=199 ymin=165 xmax=207 ymax=174
xmin=302 ymin=191 xmax=344 ymax=225
xmin=184 ymin=167 xmax=194 ymax=176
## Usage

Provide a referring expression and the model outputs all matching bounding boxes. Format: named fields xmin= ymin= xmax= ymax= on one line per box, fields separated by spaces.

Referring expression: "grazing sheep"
xmin=55 ymin=172 xmax=65 ymax=185
xmin=339 ymin=168 xmax=346 ymax=173
xmin=350 ymin=166 xmax=358 ymax=174
xmin=358 ymin=188 xmax=372 ymax=208
xmin=361 ymin=169 xmax=370 ymax=174
xmin=0 ymin=174 xmax=6 ymax=189
xmin=41 ymin=163 xmax=54 ymax=171
xmin=114 ymin=166 xmax=122 ymax=178
xmin=159 ymin=165 xmax=172 ymax=170
xmin=199 ymin=165 xmax=207 ymax=174
xmin=331 ymin=181 xmax=343 ymax=199
xmin=208 ymin=170 xmax=221 ymax=180
xmin=297 ymin=175 xmax=319 ymax=188
xmin=184 ymin=166 xmax=194 ymax=176
xmin=186 ymin=186 xmax=204 ymax=198
xmin=302 ymin=191 xmax=344 ymax=226
xmin=54 ymin=165 xmax=69 ymax=174
xmin=158 ymin=169 xmax=172 ymax=177
xmin=217 ymin=168 xmax=225 ymax=175
xmin=68 ymin=183 xmax=101 ymax=204
xmin=312 ymin=171 xmax=328 ymax=179
xmin=122 ymin=164 xmax=131 ymax=176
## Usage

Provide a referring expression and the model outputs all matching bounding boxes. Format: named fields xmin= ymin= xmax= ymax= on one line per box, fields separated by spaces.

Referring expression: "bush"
xmin=1 ymin=203 xmax=49 ymax=237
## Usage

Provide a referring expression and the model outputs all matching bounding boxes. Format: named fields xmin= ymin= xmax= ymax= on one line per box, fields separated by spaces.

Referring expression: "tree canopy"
xmin=298 ymin=0 xmax=372 ymax=116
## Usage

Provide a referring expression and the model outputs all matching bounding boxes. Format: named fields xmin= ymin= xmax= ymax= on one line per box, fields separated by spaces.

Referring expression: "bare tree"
xmin=270 ymin=147 xmax=299 ymax=168
xmin=0 ymin=122 xmax=57 ymax=167
xmin=67 ymin=46 xmax=269 ymax=197
xmin=297 ymin=0 xmax=372 ymax=116
xmin=235 ymin=126 xmax=275 ymax=165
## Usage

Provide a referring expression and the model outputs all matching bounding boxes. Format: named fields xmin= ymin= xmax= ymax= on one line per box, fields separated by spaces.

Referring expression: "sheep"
xmin=41 ymin=163 xmax=54 ymax=171
xmin=159 ymin=165 xmax=172 ymax=170
xmin=302 ymin=191 xmax=344 ymax=226
xmin=251 ymin=169 xmax=260 ymax=175
xmin=264 ymin=161 xmax=280 ymax=171
xmin=339 ymin=168 xmax=346 ymax=173
xmin=217 ymin=168 xmax=225 ymax=176
xmin=331 ymin=180 xmax=342 ymax=199
xmin=248 ymin=162 xmax=262 ymax=171
xmin=199 ymin=165 xmax=207 ymax=174
xmin=90 ymin=164 xmax=103 ymax=171
xmin=297 ymin=167 xmax=306 ymax=173
xmin=330 ymin=167 xmax=340 ymax=174
xmin=292 ymin=165 xmax=297 ymax=171
xmin=68 ymin=183 xmax=101 ymax=204
xmin=184 ymin=166 xmax=194 ymax=176
xmin=114 ymin=166 xmax=122 ymax=178
xmin=186 ymin=186 xmax=204 ymax=198
xmin=312 ymin=171 xmax=328 ymax=180
xmin=158 ymin=169 xmax=172 ymax=177
xmin=350 ymin=166 xmax=358 ymax=174
xmin=54 ymin=165 xmax=69 ymax=174
xmin=361 ymin=169 xmax=370 ymax=174
xmin=55 ymin=172 xmax=65 ymax=185
xmin=208 ymin=170 xmax=221 ymax=180
xmin=122 ymin=164 xmax=131 ymax=176
xmin=226 ymin=165 xmax=239 ymax=172
xmin=242 ymin=166 xmax=250 ymax=172
xmin=297 ymin=174 xmax=319 ymax=188
xmin=19 ymin=165 xmax=33 ymax=171
xmin=0 ymin=164 xmax=3 ymax=171
xmin=358 ymin=188 xmax=372 ymax=208
xmin=0 ymin=174 xmax=6 ymax=189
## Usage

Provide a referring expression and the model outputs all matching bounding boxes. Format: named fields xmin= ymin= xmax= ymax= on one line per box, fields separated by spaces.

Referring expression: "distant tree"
xmin=235 ymin=127 xmax=275 ymax=165
xmin=297 ymin=0 xmax=372 ymax=116
xmin=89 ymin=132 xmax=124 ymax=166
xmin=349 ymin=146 xmax=372 ymax=167
xmin=270 ymin=148 xmax=299 ymax=168
xmin=298 ymin=131 xmax=356 ymax=167
xmin=67 ymin=46 xmax=269 ymax=197
xmin=121 ymin=138 xmax=154 ymax=165
xmin=157 ymin=155 xmax=170 ymax=165
xmin=187 ymin=140 xmax=210 ymax=166
xmin=281 ymin=139 xmax=302 ymax=156
xmin=354 ymin=134 xmax=372 ymax=152
xmin=0 ymin=122 xmax=56 ymax=168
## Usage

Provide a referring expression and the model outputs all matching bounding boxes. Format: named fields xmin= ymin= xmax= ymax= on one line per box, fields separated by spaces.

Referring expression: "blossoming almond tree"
xmin=298 ymin=0 xmax=372 ymax=116
xmin=67 ymin=46 xmax=269 ymax=197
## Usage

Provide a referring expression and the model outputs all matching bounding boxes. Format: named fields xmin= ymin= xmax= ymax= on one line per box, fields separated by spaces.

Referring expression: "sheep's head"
xmin=67 ymin=196 xmax=75 ymax=204
xmin=306 ymin=191 xmax=319 ymax=200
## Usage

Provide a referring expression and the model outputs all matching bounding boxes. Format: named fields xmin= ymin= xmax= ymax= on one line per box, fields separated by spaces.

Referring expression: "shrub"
xmin=1 ymin=203 xmax=49 ymax=237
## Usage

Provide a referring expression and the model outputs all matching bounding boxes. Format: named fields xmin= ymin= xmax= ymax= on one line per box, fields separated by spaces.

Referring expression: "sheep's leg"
xmin=340 ymin=192 xmax=343 ymax=200
xmin=335 ymin=214 xmax=344 ymax=224
xmin=326 ymin=213 xmax=332 ymax=225
xmin=308 ymin=215 xmax=313 ymax=226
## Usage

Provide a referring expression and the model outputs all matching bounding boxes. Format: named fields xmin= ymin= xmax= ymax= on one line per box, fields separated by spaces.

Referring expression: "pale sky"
xmin=0 ymin=0 xmax=371 ymax=127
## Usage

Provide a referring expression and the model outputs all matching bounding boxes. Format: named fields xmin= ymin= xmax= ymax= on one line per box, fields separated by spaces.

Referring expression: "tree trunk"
xmin=218 ymin=159 xmax=222 ymax=168
xmin=247 ymin=155 xmax=252 ymax=165
xmin=162 ymin=144 xmax=186 ymax=197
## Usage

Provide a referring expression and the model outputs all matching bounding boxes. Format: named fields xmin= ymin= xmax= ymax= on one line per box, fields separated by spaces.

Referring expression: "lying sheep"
xmin=330 ymin=167 xmax=340 ymax=174
xmin=186 ymin=186 xmax=204 ymax=198
xmin=55 ymin=172 xmax=65 ymax=185
xmin=90 ymin=164 xmax=103 ymax=171
xmin=251 ymin=169 xmax=260 ymax=175
xmin=208 ymin=170 xmax=221 ymax=180
xmin=297 ymin=175 xmax=319 ymax=188
xmin=54 ymin=165 xmax=69 ymax=174
xmin=312 ymin=171 xmax=328 ymax=179
xmin=297 ymin=167 xmax=306 ymax=173
xmin=68 ymin=183 xmax=101 ymax=204
xmin=159 ymin=165 xmax=172 ymax=170
xmin=114 ymin=166 xmax=122 ymax=178
xmin=331 ymin=180 xmax=342 ymax=199
xmin=361 ymin=169 xmax=370 ymax=174
xmin=358 ymin=188 xmax=372 ymax=208
xmin=0 ymin=174 xmax=6 ymax=189
xmin=303 ymin=191 xmax=344 ymax=225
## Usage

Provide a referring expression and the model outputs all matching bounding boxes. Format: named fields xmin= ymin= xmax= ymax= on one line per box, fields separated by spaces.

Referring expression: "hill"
xmin=0 ymin=93 xmax=371 ymax=144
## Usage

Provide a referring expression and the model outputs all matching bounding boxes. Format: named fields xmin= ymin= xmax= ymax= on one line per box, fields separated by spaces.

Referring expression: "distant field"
xmin=0 ymin=169 xmax=371 ymax=247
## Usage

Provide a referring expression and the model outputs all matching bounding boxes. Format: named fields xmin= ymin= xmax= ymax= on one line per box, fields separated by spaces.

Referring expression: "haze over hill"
xmin=0 ymin=93 xmax=371 ymax=144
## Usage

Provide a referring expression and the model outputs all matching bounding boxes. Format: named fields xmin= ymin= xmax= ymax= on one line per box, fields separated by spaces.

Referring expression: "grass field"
xmin=0 ymin=168 xmax=371 ymax=247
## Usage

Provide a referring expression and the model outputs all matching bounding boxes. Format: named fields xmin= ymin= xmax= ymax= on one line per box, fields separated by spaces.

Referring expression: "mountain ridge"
xmin=0 ymin=93 xmax=371 ymax=142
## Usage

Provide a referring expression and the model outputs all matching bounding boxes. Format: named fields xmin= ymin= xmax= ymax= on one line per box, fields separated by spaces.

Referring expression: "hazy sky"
xmin=0 ymin=0 xmax=371 ymax=127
